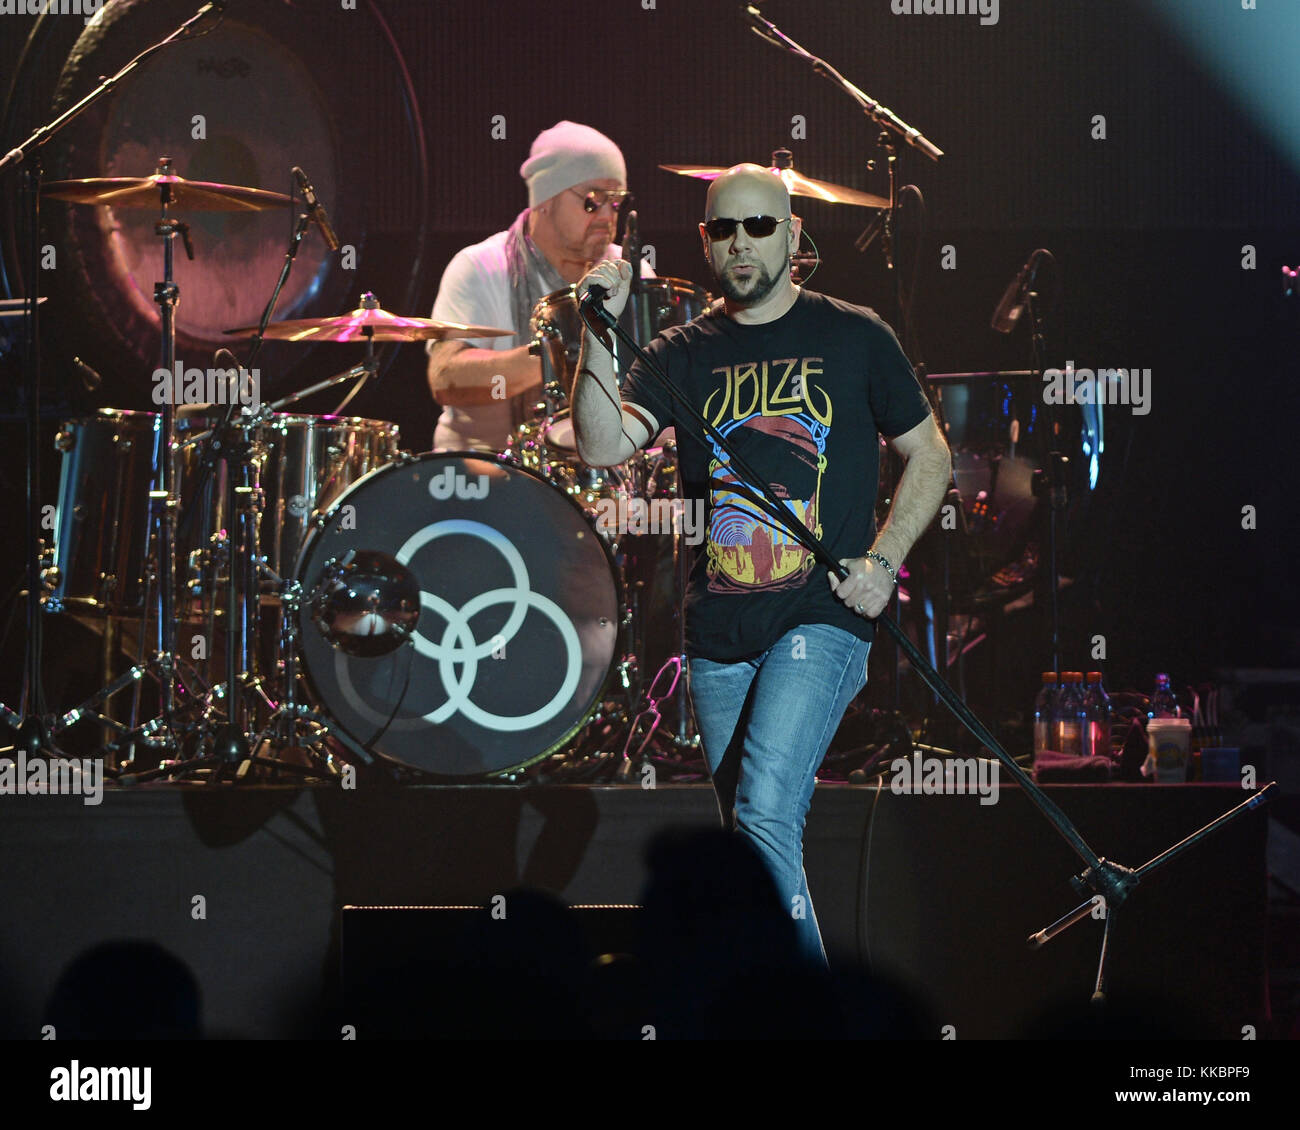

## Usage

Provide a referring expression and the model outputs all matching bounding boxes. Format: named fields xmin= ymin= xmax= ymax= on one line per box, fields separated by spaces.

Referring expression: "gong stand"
xmin=580 ymin=293 xmax=1276 ymax=1006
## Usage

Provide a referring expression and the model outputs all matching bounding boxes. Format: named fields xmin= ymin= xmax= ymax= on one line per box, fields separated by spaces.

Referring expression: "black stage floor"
xmin=0 ymin=780 xmax=1269 ymax=1039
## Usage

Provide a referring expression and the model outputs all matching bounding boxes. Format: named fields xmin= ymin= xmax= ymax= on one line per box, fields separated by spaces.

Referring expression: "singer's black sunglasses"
xmin=703 ymin=215 xmax=791 ymax=241
xmin=569 ymin=188 xmax=633 ymax=213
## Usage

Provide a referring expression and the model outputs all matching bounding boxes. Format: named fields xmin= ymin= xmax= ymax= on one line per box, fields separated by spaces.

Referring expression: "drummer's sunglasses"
xmin=704 ymin=215 xmax=791 ymax=241
xmin=570 ymin=188 xmax=633 ymax=212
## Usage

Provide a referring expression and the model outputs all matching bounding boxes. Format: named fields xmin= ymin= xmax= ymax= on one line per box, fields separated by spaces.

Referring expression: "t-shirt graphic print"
xmin=620 ymin=289 xmax=932 ymax=661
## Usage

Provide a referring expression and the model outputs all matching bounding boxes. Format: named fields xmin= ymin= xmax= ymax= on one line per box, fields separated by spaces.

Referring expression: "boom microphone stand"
xmin=578 ymin=290 xmax=1276 ymax=1006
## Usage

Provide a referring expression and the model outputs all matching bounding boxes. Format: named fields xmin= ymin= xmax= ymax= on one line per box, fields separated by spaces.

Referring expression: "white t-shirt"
xmin=428 ymin=230 xmax=651 ymax=451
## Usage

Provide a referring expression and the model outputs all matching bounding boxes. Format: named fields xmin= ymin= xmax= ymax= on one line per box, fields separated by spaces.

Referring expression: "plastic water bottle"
xmin=1033 ymin=672 xmax=1058 ymax=763
xmin=1054 ymin=671 xmax=1085 ymax=757
xmin=1084 ymin=671 xmax=1112 ymax=759
xmin=1150 ymin=673 xmax=1180 ymax=719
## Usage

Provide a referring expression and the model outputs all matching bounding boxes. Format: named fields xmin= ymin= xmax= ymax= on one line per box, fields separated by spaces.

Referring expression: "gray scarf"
xmin=504 ymin=207 xmax=568 ymax=350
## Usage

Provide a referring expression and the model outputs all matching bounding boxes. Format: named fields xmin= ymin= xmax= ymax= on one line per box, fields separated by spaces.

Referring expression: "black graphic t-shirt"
xmin=620 ymin=289 xmax=933 ymax=661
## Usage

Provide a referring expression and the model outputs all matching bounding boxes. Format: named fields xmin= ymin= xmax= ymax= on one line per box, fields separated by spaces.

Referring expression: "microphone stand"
xmin=744 ymin=5 xmax=943 ymax=162
xmin=579 ymin=293 xmax=1276 ymax=1006
xmin=0 ymin=0 xmax=225 ymax=760
xmin=745 ymin=7 xmax=942 ymax=736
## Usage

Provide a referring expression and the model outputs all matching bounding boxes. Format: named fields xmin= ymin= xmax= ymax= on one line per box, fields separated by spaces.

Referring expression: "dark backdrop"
xmin=2 ymin=0 xmax=1297 ymax=725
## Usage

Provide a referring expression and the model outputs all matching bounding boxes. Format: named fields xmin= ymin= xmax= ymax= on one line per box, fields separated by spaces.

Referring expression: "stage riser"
xmin=0 ymin=784 xmax=1266 ymax=1038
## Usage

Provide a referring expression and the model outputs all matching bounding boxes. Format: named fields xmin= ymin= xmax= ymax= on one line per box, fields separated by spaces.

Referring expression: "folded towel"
xmin=1033 ymin=749 xmax=1115 ymax=782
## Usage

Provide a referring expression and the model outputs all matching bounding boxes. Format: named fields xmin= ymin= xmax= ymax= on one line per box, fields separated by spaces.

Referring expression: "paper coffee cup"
xmin=1147 ymin=718 xmax=1192 ymax=782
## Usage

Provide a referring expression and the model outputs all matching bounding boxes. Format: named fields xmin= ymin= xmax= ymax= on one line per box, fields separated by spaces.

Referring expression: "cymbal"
xmin=223 ymin=301 xmax=514 ymax=343
xmin=0 ymin=296 xmax=46 ymax=320
xmin=43 ymin=174 xmax=292 ymax=212
xmin=660 ymin=163 xmax=889 ymax=209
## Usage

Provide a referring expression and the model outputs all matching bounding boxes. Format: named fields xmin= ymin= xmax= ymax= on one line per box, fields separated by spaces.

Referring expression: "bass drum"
xmin=294 ymin=453 xmax=622 ymax=778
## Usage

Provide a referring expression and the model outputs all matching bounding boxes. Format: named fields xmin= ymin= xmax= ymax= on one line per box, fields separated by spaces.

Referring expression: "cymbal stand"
xmin=86 ymin=158 xmax=202 ymax=764
xmin=241 ymin=564 xmax=373 ymax=777
xmin=0 ymin=0 xmax=224 ymax=758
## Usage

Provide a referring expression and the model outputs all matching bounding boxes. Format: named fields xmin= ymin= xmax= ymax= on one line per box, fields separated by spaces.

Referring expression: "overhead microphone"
xmin=291 ymin=166 xmax=341 ymax=251
xmin=990 ymin=249 xmax=1047 ymax=334
xmin=212 ymin=347 xmax=247 ymax=406
xmin=71 ymin=356 xmax=101 ymax=392
xmin=621 ymin=209 xmax=640 ymax=265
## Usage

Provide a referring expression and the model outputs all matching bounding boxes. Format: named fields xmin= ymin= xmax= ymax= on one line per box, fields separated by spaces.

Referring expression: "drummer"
xmin=426 ymin=121 xmax=653 ymax=451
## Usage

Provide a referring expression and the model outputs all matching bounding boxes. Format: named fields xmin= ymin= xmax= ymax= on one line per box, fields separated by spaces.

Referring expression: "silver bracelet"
xmin=864 ymin=550 xmax=898 ymax=585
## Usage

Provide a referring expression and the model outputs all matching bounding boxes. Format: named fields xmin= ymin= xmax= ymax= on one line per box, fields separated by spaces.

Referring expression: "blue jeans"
xmin=687 ymin=623 xmax=871 ymax=967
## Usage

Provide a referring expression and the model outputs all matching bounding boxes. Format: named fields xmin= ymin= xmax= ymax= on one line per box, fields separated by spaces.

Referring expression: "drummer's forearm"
xmin=427 ymin=343 xmax=541 ymax=406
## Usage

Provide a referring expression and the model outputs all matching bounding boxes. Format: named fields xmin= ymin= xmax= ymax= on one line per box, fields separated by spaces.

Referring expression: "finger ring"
xmin=854 ymin=602 xmax=864 ymax=614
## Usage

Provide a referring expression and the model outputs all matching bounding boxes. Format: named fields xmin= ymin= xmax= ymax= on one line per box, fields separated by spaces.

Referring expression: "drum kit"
xmin=28 ymin=157 xmax=726 ymax=783
xmin=20 ymin=143 xmax=1082 ymax=784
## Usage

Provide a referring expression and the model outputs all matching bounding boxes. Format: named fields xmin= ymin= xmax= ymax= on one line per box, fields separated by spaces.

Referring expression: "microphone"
xmin=621 ymin=210 xmax=642 ymax=297
xmin=579 ymin=283 xmax=612 ymax=349
xmin=71 ymin=356 xmax=101 ymax=392
xmin=991 ymin=250 xmax=1046 ymax=334
xmin=292 ymin=166 xmax=341 ymax=251
xmin=621 ymin=210 xmax=639 ymax=266
xmin=212 ymin=347 xmax=247 ymax=406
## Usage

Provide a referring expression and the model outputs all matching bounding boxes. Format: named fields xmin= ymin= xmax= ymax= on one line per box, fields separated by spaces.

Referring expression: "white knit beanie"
xmin=520 ymin=121 xmax=627 ymax=208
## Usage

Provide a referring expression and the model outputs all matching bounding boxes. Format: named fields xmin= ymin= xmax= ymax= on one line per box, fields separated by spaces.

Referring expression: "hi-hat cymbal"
xmin=660 ymin=163 xmax=889 ymax=209
xmin=223 ymin=298 xmax=513 ymax=343
xmin=0 ymin=296 xmax=46 ymax=320
xmin=43 ymin=174 xmax=292 ymax=212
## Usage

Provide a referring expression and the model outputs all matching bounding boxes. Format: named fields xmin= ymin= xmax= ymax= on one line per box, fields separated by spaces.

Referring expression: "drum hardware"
xmin=131 ymin=203 xmax=432 ymax=775
xmin=29 ymin=155 xmax=301 ymax=774
xmin=149 ymin=284 xmax=484 ymax=776
xmin=509 ymin=279 xmax=709 ymax=505
xmin=506 ymin=266 xmax=712 ymax=775
xmin=0 ymin=1 xmax=230 ymax=759
xmin=39 ymin=166 xmax=424 ymax=779
xmin=531 ymin=442 xmax=704 ymax=785
xmin=41 ymin=172 xmax=293 ymax=213
xmin=236 ymin=563 xmax=377 ymax=778
xmin=221 ymin=298 xmax=513 ymax=344
xmin=986 ymin=250 xmax=1067 ymax=681
xmin=0 ymin=297 xmax=46 ymax=316
xmin=507 ymin=270 xmax=711 ymax=779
